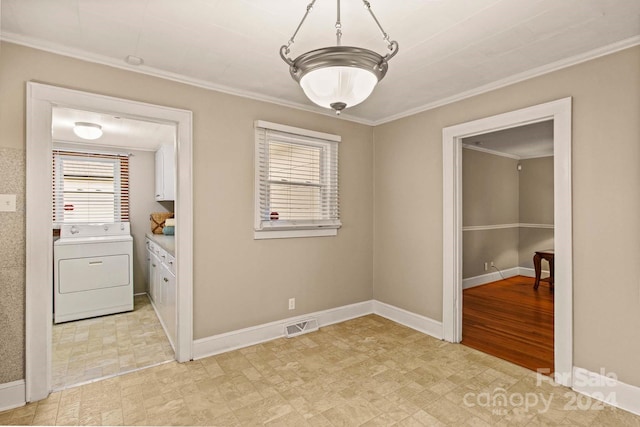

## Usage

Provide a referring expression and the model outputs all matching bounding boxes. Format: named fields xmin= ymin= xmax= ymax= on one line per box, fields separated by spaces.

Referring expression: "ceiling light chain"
xmin=280 ymin=0 xmax=400 ymax=115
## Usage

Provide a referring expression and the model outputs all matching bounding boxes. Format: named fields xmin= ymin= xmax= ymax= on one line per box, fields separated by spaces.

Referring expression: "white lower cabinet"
xmin=145 ymin=237 xmax=177 ymax=349
xmin=147 ymin=241 xmax=159 ymax=303
xmin=159 ymin=256 xmax=176 ymax=345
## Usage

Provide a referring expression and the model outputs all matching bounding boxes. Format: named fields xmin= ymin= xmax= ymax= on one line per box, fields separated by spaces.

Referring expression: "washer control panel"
xmin=60 ymin=222 xmax=131 ymax=239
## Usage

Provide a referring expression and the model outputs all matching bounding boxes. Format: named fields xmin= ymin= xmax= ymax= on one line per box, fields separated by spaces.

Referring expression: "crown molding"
xmin=462 ymin=143 xmax=521 ymax=160
xmin=2 ymin=31 xmax=638 ymax=127
xmin=0 ymin=32 xmax=375 ymax=126
xmin=462 ymin=143 xmax=554 ymax=160
xmin=372 ymin=35 xmax=640 ymax=126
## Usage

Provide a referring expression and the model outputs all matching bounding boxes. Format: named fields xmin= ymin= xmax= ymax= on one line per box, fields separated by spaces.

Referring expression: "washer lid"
xmin=55 ymin=234 xmax=133 ymax=245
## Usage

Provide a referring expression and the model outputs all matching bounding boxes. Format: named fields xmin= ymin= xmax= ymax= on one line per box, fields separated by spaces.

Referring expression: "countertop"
xmin=145 ymin=232 xmax=175 ymax=256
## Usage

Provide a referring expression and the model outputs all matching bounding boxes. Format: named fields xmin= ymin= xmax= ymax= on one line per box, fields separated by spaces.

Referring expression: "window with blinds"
xmin=52 ymin=150 xmax=129 ymax=224
xmin=255 ymin=121 xmax=341 ymax=238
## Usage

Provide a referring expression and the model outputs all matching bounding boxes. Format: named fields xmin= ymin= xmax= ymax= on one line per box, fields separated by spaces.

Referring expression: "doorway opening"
xmin=460 ymin=121 xmax=555 ymax=373
xmin=442 ymin=98 xmax=573 ymax=387
xmin=26 ymin=83 xmax=193 ymax=402
xmin=50 ymin=107 xmax=178 ymax=390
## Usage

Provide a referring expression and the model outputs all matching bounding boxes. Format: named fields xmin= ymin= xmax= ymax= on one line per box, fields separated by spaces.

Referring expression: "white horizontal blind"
xmin=52 ymin=150 xmax=129 ymax=223
xmin=256 ymin=127 xmax=340 ymax=230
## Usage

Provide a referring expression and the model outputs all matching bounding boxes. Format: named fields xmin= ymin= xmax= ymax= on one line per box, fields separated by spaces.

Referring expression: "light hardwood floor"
xmin=2 ymin=314 xmax=638 ymax=426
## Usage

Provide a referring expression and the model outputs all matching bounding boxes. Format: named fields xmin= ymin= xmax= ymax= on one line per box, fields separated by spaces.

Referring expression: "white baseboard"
xmin=372 ymin=301 xmax=443 ymax=340
xmin=463 ymin=267 xmax=520 ymax=289
xmin=572 ymin=367 xmax=640 ymax=416
xmin=0 ymin=380 xmax=25 ymax=412
xmin=193 ymin=300 xmax=374 ymax=360
xmin=519 ymin=267 xmax=536 ymax=277
xmin=519 ymin=267 xmax=550 ymax=278
xmin=463 ymin=267 xmax=552 ymax=288
xmin=193 ymin=299 xmax=445 ymax=360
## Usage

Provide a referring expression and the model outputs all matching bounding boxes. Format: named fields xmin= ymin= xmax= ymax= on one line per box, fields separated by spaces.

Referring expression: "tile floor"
xmin=2 ymin=315 xmax=639 ymax=426
xmin=52 ymin=294 xmax=174 ymax=390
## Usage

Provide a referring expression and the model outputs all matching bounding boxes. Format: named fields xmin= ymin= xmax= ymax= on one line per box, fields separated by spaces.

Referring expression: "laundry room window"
xmin=254 ymin=120 xmax=341 ymax=239
xmin=52 ymin=150 xmax=129 ymax=224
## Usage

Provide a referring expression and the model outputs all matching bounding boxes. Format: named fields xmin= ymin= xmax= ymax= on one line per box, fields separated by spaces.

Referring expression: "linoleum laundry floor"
xmin=2 ymin=315 xmax=639 ymax=426
xmin=51 ymin=294 xmax=174 ymax=390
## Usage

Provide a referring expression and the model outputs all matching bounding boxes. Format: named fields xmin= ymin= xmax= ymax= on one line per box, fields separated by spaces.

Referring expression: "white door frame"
xmin=442 ymin=97 xmax=573 ymax=387
xmin=25 ymin=83 xmax=194 ymax=401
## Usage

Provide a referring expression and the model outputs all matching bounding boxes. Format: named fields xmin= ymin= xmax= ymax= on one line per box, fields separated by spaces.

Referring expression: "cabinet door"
xmin=149 ymin=252 xmax=161 ymax=303
xmin=155 ymin=144 xmax=175 ymax=201
xmin=163 ymin=143 xmax=175 ymax=201
xmin=145 ymin=243 xmax=151 ymax=289
xmin=161 ymin=268 xmax=177 ymax=345
xmin=155 ymin=149 xmax=164 ymax=200
xmin=159 ymin=264 xmax=168 ymax=323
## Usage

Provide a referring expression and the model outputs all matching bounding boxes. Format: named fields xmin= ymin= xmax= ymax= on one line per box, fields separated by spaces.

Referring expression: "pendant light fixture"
xmin=280 ymin=0 xmax=399 ymax=115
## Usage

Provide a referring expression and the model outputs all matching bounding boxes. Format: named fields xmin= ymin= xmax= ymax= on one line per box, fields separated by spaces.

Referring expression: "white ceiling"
xmin=52 ymin=107 xmax=176 ymax=150
xmin=462 ymin=120 xmax=553 ymax=159
xmin=2 ymin=0 xmax=639 ymax=124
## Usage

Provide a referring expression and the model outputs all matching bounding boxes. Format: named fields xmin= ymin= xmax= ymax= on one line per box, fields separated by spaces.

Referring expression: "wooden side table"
xmin=533 ymin=250 xmax=554 ymax=290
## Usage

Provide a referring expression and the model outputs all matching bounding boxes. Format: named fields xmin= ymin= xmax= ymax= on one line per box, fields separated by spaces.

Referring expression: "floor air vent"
xmin=284 ymin=318 xmax=319 ymax=338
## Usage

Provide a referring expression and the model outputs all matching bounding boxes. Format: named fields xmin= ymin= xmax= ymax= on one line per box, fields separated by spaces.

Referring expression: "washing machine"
xmin=54 ymin=222 xmax=133 ymax=323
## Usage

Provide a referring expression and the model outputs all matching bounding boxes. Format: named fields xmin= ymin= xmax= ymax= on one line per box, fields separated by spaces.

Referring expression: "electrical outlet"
xmin=288 ymin=298 xmax=295 ymax=310
xmin=490 ymin=261 xmax=495 ymax=268
xmin=484 ymin=262 xmax=488 ymax=271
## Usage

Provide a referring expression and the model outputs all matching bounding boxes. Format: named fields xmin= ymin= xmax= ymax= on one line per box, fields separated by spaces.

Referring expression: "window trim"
xmin=254 ymin=120 xmax=341 ymax=239
xmin=52 ymin=150 xmax=129 ymax=225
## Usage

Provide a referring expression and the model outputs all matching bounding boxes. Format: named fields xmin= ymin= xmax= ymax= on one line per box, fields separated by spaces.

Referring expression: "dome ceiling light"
xmin=73 ymin=122 xmax=103 ymax=140
xmin=280 ymin=0 xmax=399 ymax=115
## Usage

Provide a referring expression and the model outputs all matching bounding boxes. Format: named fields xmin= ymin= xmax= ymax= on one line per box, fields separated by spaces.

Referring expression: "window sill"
xmin=254 ymin=228 xmax=338 ymax=240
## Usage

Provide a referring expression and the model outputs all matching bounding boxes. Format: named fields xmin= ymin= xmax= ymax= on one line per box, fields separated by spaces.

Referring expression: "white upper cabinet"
xmin=155 ymin=142 xmax=175 ymax=201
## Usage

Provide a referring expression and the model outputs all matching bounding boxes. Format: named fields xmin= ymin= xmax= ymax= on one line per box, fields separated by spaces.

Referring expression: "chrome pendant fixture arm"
xmin=280 ymin=0 xmax=317 ymax=67
xmin=362 ymin=0 xmax=399 ymax=62
xmin=335 ymin=0 xmax=343 ymax=46
xmin=280 ymin=0 xmax=400 ymax=114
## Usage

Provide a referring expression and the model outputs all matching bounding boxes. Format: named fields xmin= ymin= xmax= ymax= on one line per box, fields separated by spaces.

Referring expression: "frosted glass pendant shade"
xmin=300 ymin=66 xmax=378 ymax=110
xmin=286 ymin=46 xmax=391 ymax=114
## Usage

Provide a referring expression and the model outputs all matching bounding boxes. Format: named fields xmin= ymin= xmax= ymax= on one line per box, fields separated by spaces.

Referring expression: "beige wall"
xmin=463 ymin=228 xmax=519 ymax=278
xmin=374 ymin=46 xmax=640 ymax=386
xmin=519 ymin=228 xmax=555 ymax=270
xmin=0 ymin=42 xmax=373 ymax=381
xmin=462 ymin=148 xmax=519 ymax=278
xmin=461 ymin=151 xmax=555 ymax=276
xmin=518 ymin=156 xmax=554 ymax=269
xmin=1 ymin=40 xmax=639 ymax=389
xmin=463 ymin=148 xmax=519 ymax=226
xmin=519 ymin=156 xmax=554 ymax=225
xmin=128 ymin=150 xmax=172 ymax=294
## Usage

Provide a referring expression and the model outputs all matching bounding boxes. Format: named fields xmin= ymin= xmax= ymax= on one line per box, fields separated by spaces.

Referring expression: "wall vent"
xmin=284 ymin=318 xmax=319 ymax=338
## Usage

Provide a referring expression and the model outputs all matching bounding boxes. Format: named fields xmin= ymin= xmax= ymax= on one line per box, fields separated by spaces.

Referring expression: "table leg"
xmin=533 ymin=253 xmax=542 ymax=289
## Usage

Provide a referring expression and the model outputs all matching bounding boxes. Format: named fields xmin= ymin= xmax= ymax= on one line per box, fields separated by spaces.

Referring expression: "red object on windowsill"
xmin=270 ymin=212 xmax=279 ymax=220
